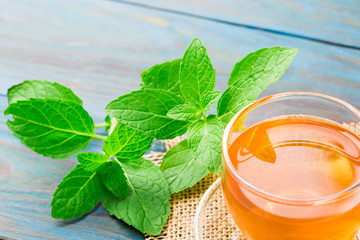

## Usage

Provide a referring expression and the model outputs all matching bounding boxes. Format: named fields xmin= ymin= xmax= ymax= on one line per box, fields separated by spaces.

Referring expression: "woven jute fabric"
xmin=143 ymin=136 xmax=219 ymax=240
xmin=143 ymin=122 xmax=360 ymax=240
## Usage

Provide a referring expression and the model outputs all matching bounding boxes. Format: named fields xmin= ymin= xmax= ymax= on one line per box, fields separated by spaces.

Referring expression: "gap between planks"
xmin=107 ymin=0 xmax=360 ymax=51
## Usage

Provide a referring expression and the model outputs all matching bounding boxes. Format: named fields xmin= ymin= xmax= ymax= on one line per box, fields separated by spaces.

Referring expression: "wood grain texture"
xmin=123 ymin=0 xmax=360 ymax=47
xmin=0 ymin=0 xmax=359 ymax=239
xmin=0 ymin=0 xmax=359 ymax=113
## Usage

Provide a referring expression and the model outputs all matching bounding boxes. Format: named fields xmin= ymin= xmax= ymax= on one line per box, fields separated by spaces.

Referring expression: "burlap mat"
xmin=143 ymin=122 xmax=360 ymax=240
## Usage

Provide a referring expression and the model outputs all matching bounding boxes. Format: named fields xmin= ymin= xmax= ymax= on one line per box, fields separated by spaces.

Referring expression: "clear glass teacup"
xmin=221 ymin=92 xmax=360 ymax=240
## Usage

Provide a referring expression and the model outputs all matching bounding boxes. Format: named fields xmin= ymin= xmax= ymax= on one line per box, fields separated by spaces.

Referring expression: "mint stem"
xmin=94 ymin=122 xmax=110 ymax=128
xmin=92 ymin=134 xmax=107 ymax=140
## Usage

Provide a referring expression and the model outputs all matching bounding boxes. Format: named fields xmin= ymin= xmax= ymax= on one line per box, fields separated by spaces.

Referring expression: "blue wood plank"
xmin=0 ymin=0 xmax=359 ymax=239
xmin=0 ymin=0 xmax=359 ymax=112
xmin=123 ymin=0 xmax=360 ymax=47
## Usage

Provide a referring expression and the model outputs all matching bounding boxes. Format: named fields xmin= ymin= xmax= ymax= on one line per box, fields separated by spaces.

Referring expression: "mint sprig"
xmin=4 ymin=38 xmax=297 ymax=235
xmin=54 ymin=123 xmax=169 ymax=234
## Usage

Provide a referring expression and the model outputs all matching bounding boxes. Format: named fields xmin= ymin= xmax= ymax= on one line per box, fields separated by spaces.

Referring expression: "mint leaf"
xmin=201 ymin=91 xmax=222 ymax=113
xmin=161 ymin=140 xmax=208 ymax=193
xmin=5 ymin=99 xmax=95 ymax=159
xmin=188 ymin=115 xmax=223 ymax=174
xmin=141 ymin=59 xmax=182 ymax=96
xmin=103 ymin=123 xmax=153 ymax=160
xmin=78 ymin=152 xmax=128 ymax=198
xmin=218 ymin=48 xmax=297 ymax=123
xmin=180 ymin=38 xmax=216 ymax=110
xmin=106 ymin=89 xmax=189 ymax=140
xmin=167 ymin=104 xmax=201 ymax=121
xmin=105 ymin=115 xmax=111 ymax=133
xmin=228 ymin=47 xmax=298 ymax=86
xmin=8 ymin=80 xmax=82 ymax=104
xmin=217 ymin=72 xmax=279 ymax=124
xmin=102 ymin=158 xmax=170 ymax=235
xmin=99 ymin=160 xmax=128 ymax=198
xmin=51 ymin=164 xmax=105 ymax=220
xmin=77 ymin=152 xmax=109 ymax=172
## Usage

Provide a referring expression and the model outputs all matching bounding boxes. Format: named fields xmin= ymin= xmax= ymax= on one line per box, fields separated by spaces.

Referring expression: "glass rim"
xmin=193 ymin=177 xmax=222 ymax=240
xmin=222 ymin=91 xmax=360 ymax=206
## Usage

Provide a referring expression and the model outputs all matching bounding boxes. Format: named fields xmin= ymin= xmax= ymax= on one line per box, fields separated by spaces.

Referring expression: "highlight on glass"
xmin=221 ymin=92 xmax=360 ymax=240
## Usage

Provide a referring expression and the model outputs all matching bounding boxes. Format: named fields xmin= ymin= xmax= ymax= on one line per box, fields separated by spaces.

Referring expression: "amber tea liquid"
xmin=222 ymin=115 xmax=360 ymax=240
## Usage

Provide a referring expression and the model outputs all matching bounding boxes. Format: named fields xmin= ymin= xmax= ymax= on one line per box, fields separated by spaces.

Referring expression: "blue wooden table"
xmin=1 ymin=0 xmax=359 ymax=239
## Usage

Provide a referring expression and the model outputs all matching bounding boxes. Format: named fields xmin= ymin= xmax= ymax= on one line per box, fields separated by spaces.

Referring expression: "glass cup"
xmin=221 ymin=92 xmax=360 ymax=240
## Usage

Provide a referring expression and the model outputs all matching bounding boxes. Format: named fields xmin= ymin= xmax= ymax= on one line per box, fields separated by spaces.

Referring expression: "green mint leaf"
xmin=228 ymin=47 xmax=298 ymax=86
xmin=180 ymin=38 xmax=216 ymax=110
xmin=160 ymin=140 xmax=208 ymax=193
xmin=78 ymin=152 xmax=128 ymax=198
xmin=167 ymin=104 xmax=201 ymax=121
xmin=51 ymin=164 xmax=105 ymax=220
xmin=105 ymin=115 xmax=111 ymax=133
xmin=5 ymin=99 xmax=95 ymax=159
xmin=102 ymin=158 xmax=170 ymax=235
xmin=99 ymin=160 xmax=128 ymax=198
xmin=217 ymin=71 xmax=274 ymax=124
xmin=77 ymin=152 xmax=109 ymax=172
xmin=8 ymin=80 xmax=82 ymax=104
xmin=141 ymin=59 xmax=182 ymax=96
xmin=218 ymin=48 xmax=297 ymax=123
xmin=188 ymin=115 xmax=223 ymax=174
xmin=103 ymin=123 xmax=153 ymax=160
xmin=201 ymin=91 xmax=222 ymax=113
xmin=106 ymin=89 xmax=189 ymax=140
